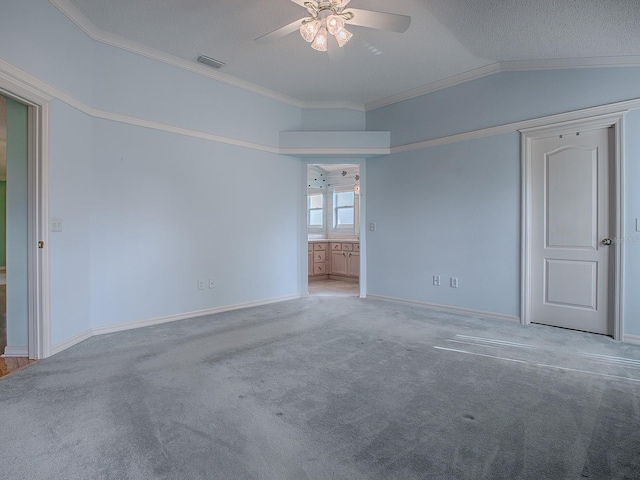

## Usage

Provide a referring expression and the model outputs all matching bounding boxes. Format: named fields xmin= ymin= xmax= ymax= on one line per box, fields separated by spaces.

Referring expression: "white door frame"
xmin=520 ymin=112 xmax=625 ymax=340
xmin=301 ymin=160 xmax=367 ymax=298
xmin=0 ymin=65 xmax=51 ymax=359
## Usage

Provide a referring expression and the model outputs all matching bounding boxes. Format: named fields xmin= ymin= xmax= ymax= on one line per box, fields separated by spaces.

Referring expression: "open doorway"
xmin=307 ymin=164 xmax=360 ymax=297
xmin=0 ymin=95 xmax=6 ymax=354
xmin=0 ymin=92 xmax=30 ymax=362
xmin=0 ymin=75 xmax=49 ymax=363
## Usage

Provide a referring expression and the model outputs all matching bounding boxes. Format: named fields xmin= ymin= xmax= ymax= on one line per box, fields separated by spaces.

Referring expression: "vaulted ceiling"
xmin=59 ymin=0 xmax=640 ymax=108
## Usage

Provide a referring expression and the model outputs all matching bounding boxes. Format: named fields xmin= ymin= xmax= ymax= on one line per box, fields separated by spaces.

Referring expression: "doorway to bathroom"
xmin=307 ymin=163 xmax=361 ymax=297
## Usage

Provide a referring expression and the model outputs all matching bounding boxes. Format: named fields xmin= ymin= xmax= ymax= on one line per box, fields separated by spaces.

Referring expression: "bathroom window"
xmin=308 ymin=193 xmax=324 ymax=227
xmin=334 ymin=189 xmax=354 ymax=228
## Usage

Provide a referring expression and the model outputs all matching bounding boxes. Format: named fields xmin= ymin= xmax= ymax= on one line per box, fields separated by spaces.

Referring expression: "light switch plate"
xmin=51 ymin=218 xmax=62 ymax=232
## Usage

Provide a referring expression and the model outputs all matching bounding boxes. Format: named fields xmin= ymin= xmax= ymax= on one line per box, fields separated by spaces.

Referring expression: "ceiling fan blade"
xmin=344 ymin=8 xmax=411 ymax=33
xmin=339 ymin=0 xmax=352 ymax=7
xmin=328 ymin=36 xmax=346 ymax=62
xmin=255 ymin=18 xmax=305 ymax=44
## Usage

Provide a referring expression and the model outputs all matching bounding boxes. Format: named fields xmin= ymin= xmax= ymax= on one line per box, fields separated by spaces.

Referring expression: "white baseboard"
xmin=50 ymin=328 xmax=95 ymax=356
xmin=2 ymin=346 xmax=29 ymax=357
xmin=50 ymin=294 xmax=302 ymax=356
xmin=367 ymin=294 xmax=521 ymax=323
xmin=623 ymin=334 xmax=640 ymax=345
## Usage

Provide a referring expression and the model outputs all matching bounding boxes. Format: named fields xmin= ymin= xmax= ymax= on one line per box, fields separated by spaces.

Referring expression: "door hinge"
xmin=38 ymin=241 xmax=44 ymax=249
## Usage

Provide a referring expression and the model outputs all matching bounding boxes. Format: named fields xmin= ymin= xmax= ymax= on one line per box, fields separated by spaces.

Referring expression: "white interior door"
xmin=530 ymin=127 xmax=614 ymax=335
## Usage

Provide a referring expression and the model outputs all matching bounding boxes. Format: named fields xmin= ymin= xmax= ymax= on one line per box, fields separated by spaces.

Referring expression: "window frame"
xmin=333 ymin=187 xmax=355 ymax=229
xmin=307 ymin=191 xmax=325 ymax=232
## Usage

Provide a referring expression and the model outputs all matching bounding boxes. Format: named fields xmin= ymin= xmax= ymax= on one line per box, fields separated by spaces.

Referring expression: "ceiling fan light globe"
xmin=311 ymin=26 xmax=329 ymax=51
xmin=326 ymin=15 xmax=344 ymax=35
xmin=334 ymin=27 xmax=353 ymax=47
xmin=300 ymin=20 xmax=321 ymax=42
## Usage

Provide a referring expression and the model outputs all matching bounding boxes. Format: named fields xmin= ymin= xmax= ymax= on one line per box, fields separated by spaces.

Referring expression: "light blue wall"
xmin=2 ymin=0 xmax=640 ymax=348
xmin=366 ymin=69 xmax=640 ymax=334
xmin=1 ymin=0 xmax=304 ymax=348
xmin=48 ymin=100 xmax=93 ymax=345
xmin=367 ymin=133 xmax=521 ymax=316
xmin=0 ymin=0 xmax=93 ymax=105
xmin=624 ymin=108 xmax=640 ymax=336
xmin=91 ymin=43 xmax=300 ymax=148
xmin=6 ymin=98 xmax=29 ymax=348
xmin=368 ymin=68 xmax=640 ymax=147
xmin=300 ymin=109 xmax=365 ymax=131
xmin=88 ymin=119 xmax=301 ymax=328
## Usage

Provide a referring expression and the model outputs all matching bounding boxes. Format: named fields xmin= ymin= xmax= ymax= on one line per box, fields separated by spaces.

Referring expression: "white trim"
xmin=280 ymin=148 xmax=389 ymax=157
xmin=50 ymin=294 xmax=302 ymax=356
xmin=48 ymin=0 xmax=306 ymax=110
xmin=0 ymin=58 xmax=280 ymax=155
xmin=366 ymin=63 xmax=503 ymax=111
xmin=301 ymin=101 xmax=365 ymax=112
xmin=0 ymin=74 xmax=50 ymax=360
xmin=500 ymin=56 xmax=640 ymax=72
xmin=49 ymin=329 xmax=94 ymax=356
xmin=3 ymin=56 xmax=640 ymax=160
xmin=391 ymin=98 xmax=640 ymax=154
xmin=520 ymin=113 xmax=624 ymax=340
xmin=2 ymin=346 xmax=29 ymax=357
xmin=367 ymin=294 xmax=521 ymax=323
xmin=367 ymin=57 xmax=640 ymax=112
xmin=48 ymin=0 xmax=640 ymax=112
xmin=623 ymin=334 xmax=640 ymax=345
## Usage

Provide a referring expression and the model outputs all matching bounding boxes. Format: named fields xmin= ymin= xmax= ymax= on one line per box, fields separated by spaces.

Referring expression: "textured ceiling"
xmin=64 ymin=0 xmax=640 ymax=106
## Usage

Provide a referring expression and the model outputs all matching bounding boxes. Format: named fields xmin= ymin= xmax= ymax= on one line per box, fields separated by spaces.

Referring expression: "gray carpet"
xmin=2 ymin=297 xmax=640 ymax=479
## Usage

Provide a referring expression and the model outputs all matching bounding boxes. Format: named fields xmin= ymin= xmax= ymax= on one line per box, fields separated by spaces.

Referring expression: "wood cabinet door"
xmin=347 ymin=252 xmax=360 ymax=277
xmin=331 ymin=251 xmax=348 ymax=276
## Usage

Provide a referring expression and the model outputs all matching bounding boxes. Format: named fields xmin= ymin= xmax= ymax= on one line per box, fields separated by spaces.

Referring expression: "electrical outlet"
xmin=433 ymin=275 xmax=440 ymax=286
xmin=197 ymin=279 xmax=205 ymax=290
xmin=369 ymin=222 xmax=376 ymax=231
xmin=209 ymin=278 xmax=215 ymax=289
xmin=450 ymin=277 xmax=458 ymax=288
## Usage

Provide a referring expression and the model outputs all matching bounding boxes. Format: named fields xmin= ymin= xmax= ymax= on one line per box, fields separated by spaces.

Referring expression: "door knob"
xmin=601 ymin=238 xmax=613 ymax=246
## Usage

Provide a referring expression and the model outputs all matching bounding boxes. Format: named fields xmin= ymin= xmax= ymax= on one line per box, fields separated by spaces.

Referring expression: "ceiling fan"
xmin=255 ymin=0 xmax=411 ymax=59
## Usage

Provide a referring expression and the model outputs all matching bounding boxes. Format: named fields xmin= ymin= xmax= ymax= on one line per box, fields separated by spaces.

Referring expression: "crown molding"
xmin=367 ymin=56 xmax=640 ymax=112
xmin=49 ymin=0 xmax=368 ymax=112
xmin=280 ymin=147 xmax=389 ymax=158
xmin=301 ymin=101 xmax=365 ymax=112
xmin=47 ymin=1 xmax=640 ymax=114
xmin=48 ymin=0 xmax=309 ymax=109
xmin=365 ymin=63 xmax=503 ymax=112
xmin=0 ymin=57 xmax=280 ymax=154
xmin=500 ymin=55 xmax=640 ymax=72
xmin=390 ymin=96 xmax=640 ymax=154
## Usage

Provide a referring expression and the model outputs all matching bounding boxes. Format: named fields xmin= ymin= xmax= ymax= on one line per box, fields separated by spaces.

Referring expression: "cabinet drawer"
xmin=314 ymin=251 xmax=326 ymax=262
xmin=313 ymin=263 xmax=326 ymax=275
xmin=308 ymin=243 xmax=313 ymax=252
xmin=342 ymin=243 xmax=353 ymax=251
xmin=313 ymin=243 xmax=326 ymax=251
xmin=354 ymin=243 xmax=360 ymax=252
xmin=331 ymin=242 xmax=342 ymax=251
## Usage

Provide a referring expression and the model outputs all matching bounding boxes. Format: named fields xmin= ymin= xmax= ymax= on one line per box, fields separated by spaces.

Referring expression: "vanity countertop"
xmin=308 ymin=238 xmax=360 ymax=243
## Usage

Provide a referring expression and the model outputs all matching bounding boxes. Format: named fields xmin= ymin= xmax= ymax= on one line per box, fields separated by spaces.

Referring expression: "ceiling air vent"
xmin=197 ymin=55 xmax=225 ymax=69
